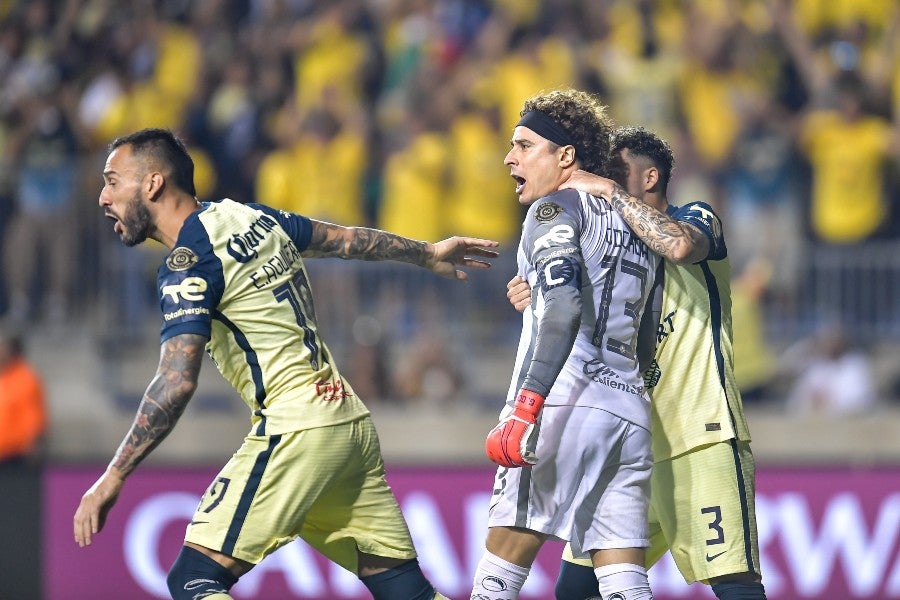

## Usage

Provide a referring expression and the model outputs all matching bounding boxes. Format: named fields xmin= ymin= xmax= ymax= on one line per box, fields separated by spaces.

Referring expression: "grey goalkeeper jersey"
xmin=507 ymin=188 xmax=660 ymax=429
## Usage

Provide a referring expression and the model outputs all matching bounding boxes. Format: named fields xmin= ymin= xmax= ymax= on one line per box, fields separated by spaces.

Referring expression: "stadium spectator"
xmin=393 ymin=320 xmax=463 ymax=407
xmin=255 ymin=99 xmax=369 ymax=224
xmin=731 ymin=258 xmax=779 ymax=404
xmin=675 ymin=4 xmax=753 ymax=195
xmin=721 ymin=87 xmax=804 ymax=308
xmin=443 ymin=95 xmax=523 ymax=336
xmin=467 ymin=15 xmax=578 ymax=133
xmin=369 ymin=0 xmax=445 ymax=127
xmin=0 ymin=326 xmax=46 ymax=464
xmin=445 ymin=97 xmax=520 ymax=245
xmin=784 ymin=324 xmax=878 ymax=416
xmin=291 ymin=3 xmax=376 ymax=112
xmin=474 ymin=90 xmax=657 ymax=600
xmin=73 ymin=128 xmax=497 ymax=600
xmin=795 ymin=69 xmax=898 ymax=244
xmin=0 ymin=323 xmax=45 ymax=600
xmin=768 ymin=0 xmax=898 ymax=245
xmin=580 ymin=0 xmax=684 ymax=145
xmin=203 ymin=52 xmax=260 ymax=202
xmin=377 ymin=97 xmax=449 ymax=241
xmin=292 ymin=102 xmax=370 ymax=225
xmin=2 ymin=80 xmax=85 ymax=325
xmin=770 ymin=0 xmax=900 ymax=332
xmin=254 ymin=100 xmax=304 ymax=212
xmin=87 ymin=5 xmax=201 ymax=145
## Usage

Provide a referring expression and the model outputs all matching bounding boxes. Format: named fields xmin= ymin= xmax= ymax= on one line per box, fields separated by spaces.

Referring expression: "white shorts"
xmin=487 ymin=405 xmax=652 ymax=557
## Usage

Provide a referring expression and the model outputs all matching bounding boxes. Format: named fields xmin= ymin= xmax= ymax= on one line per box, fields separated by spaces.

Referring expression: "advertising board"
xmin=45 ymin=467 xmax=900 ymax=599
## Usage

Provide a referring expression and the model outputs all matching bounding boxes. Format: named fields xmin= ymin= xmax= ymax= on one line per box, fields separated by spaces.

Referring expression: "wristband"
xmin=514 ymin=389 xmax=544 ymax=417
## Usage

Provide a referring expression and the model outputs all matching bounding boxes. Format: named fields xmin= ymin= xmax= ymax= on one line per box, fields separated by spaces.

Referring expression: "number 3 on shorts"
xmin=701 ymin=505 xmax=725 ymax=546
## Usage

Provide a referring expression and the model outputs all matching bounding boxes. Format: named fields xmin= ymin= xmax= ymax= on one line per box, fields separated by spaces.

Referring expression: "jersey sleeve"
xmin=158 ymin=217 xmax=225 ymax=343
xmin=519 ymin=191 xmax=585 ymax=397
xmin=249 ymin=203 xmax=314 ymax=252
xmin=674 ymin=201 xmax=727 ymax=261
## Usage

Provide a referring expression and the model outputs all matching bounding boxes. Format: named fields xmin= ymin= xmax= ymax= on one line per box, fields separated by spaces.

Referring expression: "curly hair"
xmin=520 ymin=89 xmax=614 ymax=176
xmin=612 ymin=126 xmax=675 ymax=193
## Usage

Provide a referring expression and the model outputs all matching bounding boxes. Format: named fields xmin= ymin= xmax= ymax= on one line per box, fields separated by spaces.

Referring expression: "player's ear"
xmin=147 ymin=171 xmax=165 ymax=201
xmin=644 ymin=166 xmax=659 ymax=193
xmin=558 ymin=145 xmax=576 ymax=168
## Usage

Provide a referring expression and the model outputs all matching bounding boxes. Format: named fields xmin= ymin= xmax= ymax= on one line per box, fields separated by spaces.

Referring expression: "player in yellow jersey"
xmin=509 ymin=127 xmax=766 ymax=600
xmin=73 ymin=128 xmax=496 ymax=600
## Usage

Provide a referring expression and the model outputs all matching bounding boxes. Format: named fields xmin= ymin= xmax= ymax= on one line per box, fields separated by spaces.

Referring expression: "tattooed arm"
xmin=111 ymin=333 xmax=205 ymax=475
xmin=560 ymin=169 xmax=710 ymax=265
xmin=304 ymin=219 xmax=500 ymax=280
xmin=605 ymin=182 xmax=710 ymax=265
xmin=74 ymin=333 xmax=206 ymax=547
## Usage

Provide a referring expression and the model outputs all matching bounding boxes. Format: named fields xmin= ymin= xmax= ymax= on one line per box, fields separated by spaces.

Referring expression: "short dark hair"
xmin=521 ymin=89 xmax=614 ymax=176
xmin=110 ymin=128 xmax=196 ymax=196
xmin=612 ymin=126 xmax=675 ymax=193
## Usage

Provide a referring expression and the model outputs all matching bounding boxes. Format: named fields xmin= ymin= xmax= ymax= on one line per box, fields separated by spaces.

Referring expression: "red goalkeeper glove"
xmin=485 ymin=389 xmax=545 ymax=468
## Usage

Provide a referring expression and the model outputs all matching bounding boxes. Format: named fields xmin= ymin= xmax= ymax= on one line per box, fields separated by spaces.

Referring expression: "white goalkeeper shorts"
xmin=487 ymin=405 xmax=652 ymax=557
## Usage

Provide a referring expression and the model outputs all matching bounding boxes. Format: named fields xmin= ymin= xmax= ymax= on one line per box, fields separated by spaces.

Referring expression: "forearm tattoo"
xmin=111 ymin=334 xmax=205 ymax=475
xmin=307 ymin=221 xmax=428 ymax=265
xmin=607 ymin=183 xmax=709 ymax=263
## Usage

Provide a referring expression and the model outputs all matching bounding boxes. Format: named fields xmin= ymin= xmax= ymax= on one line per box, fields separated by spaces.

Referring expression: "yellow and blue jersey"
xmin=157 ymin=199 xmax=368 ymax=436
xmin=645 ymin=201 xmax=751 ymax=461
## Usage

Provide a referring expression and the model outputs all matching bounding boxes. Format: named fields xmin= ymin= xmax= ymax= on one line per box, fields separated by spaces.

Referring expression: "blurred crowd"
xmin=0 ymin=0 xmax=898 ymax=408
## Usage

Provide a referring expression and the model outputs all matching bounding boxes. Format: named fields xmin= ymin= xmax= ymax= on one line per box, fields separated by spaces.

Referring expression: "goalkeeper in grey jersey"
xmin=473 ymin=89 xmax=659 ymax=600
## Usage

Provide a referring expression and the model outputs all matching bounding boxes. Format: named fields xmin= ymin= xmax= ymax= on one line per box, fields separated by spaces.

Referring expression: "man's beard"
xmin=120 ymin=193 xmax=154 ymax=247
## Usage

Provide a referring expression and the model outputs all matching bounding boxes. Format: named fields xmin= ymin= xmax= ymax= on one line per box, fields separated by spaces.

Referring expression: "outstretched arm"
xmin=74 ymin=333 xmax=206 ymax=547
xmin=560 ymin=170 xmax=709 ymax=265
xmin=304 ymin=220 xmax=499 ymax=279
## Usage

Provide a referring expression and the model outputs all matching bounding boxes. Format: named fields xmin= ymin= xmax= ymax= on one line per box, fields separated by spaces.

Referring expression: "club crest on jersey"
xmin=166 ymin=247 xmax=199 ymax=271
xmin=534 ymin=201 xmax=563 ymax=223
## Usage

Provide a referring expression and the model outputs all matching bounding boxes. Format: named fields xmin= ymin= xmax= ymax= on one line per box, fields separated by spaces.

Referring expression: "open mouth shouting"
xmin=105 ymin=211 xmax=122 ymax=234
xmin=512 ymin=174 xmax=526 ymax=196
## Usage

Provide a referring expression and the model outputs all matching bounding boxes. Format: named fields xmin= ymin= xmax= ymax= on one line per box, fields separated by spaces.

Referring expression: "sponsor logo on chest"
xmin=226 ymin=214 xmax=278 ymax=263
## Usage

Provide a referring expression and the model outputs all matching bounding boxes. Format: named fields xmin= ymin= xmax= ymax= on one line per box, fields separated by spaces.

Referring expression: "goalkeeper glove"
xmin=485 ymin=389 xmax=545 ymax=468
